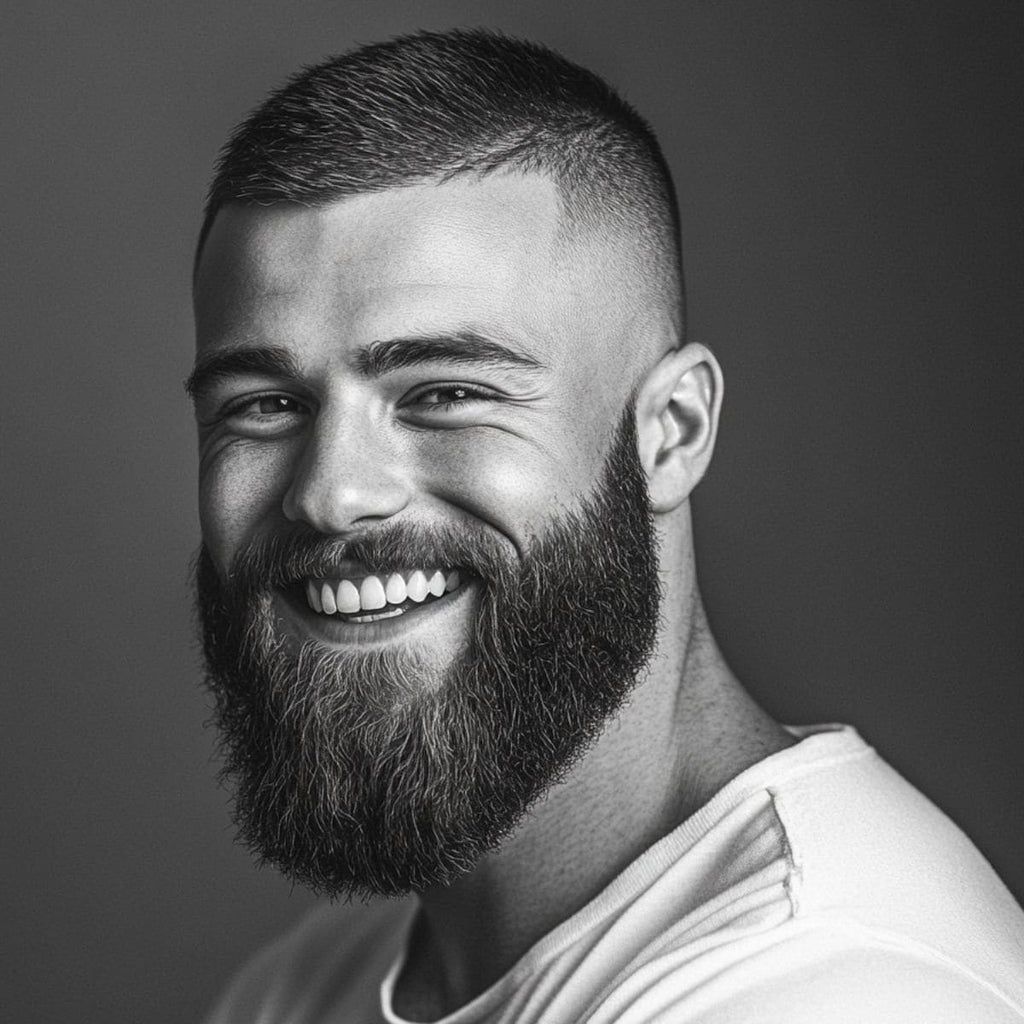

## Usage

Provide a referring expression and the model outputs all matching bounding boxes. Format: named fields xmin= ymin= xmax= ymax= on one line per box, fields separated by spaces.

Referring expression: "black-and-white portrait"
xmin=6 ymin=4 xmax=1022 ymax=1022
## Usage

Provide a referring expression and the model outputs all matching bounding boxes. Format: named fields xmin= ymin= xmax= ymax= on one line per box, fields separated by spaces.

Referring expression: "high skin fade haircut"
xmin=196 ymin=28 xmax=686 ymax=333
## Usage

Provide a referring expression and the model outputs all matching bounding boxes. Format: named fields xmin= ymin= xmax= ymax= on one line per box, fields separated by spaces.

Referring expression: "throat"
xmin=391 ymin=911 xmax=474 ymax=1022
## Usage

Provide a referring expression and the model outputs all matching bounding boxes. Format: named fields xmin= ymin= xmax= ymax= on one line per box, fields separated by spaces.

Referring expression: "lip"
xmin=274 ymin=576 xmax=479 ymax=648
xmin=293 ymin=560 xmax=408 ymax=579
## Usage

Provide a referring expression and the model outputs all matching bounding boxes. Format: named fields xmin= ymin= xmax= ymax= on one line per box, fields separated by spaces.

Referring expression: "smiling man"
xmin=191 ymin=29 xmax=1024 ymax=1024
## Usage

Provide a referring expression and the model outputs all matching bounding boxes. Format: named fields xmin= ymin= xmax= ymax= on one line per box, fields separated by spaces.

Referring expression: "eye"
xmin=222 ymin=393 xmax=311 ymax=437
xmin=402 ymin=383 xmax=497 ymax=411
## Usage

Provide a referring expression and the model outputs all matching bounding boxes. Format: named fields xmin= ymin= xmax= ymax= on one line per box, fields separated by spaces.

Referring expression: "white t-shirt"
xmin=203 ymin=726 xmax=1024 ymax=1023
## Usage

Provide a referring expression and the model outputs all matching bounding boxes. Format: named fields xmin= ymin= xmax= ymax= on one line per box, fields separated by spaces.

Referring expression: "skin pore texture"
xmin=192 ymin=172 xmax=793 ymax=1019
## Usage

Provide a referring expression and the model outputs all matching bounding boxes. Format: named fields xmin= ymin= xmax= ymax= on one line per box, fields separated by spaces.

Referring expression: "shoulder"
xmin=615 ymin=921 xmax=1024 ymax=1023
xmin=586 ymin=727 xmax=1024 ymax=1023
xmin=201 ymin=898 xmax=414 ymax=1024
xmin=768 ymin=729 xmax=1024 ymax=990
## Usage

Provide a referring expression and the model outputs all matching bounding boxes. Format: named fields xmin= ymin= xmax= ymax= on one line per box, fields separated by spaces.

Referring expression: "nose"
xmin=282 ymin=406 xmax=412 ymax=534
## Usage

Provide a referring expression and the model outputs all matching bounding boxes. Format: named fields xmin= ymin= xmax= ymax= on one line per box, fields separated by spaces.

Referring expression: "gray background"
xmin=5 ymin=2 xmax=1021 ymax=1021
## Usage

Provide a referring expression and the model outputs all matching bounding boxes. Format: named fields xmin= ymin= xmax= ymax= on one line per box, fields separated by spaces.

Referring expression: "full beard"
xmin=195 ymin=406 xmax=660 ymax=899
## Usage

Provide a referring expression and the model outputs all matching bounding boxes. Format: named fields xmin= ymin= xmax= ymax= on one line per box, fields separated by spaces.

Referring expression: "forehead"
xmin=196 ymin=176 xmax=563 ymax=347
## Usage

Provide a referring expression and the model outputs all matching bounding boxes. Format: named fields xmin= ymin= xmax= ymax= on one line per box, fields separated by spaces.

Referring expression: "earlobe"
xmin=636 ymin=344 xmax=723 ymax=513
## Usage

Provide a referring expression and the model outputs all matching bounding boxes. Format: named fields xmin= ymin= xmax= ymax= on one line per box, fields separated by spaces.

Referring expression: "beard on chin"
xmin=195 ymin=405 xmax=660 ymax=899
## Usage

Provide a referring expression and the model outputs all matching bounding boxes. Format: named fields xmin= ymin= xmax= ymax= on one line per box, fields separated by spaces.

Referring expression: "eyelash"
xmin=215 ymin=394 xmax=310 ymax=437
xmin=225 ymin=394 xmax=308 ymax=418
xmin=403 ymin=383 xmax=497 ymax=410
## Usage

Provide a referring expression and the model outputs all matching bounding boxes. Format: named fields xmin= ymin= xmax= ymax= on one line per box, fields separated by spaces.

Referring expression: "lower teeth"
xmin=349 ymin=606 xmax=406 ymax=623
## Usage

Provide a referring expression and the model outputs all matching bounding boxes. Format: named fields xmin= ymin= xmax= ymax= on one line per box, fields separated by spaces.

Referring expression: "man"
xmin=190 ymin=29 xmax=1024 ymax=1023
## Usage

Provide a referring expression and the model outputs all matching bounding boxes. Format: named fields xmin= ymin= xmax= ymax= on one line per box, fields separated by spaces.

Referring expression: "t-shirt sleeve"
xmin=620 ymin=944 xmax=1024 ymax=1024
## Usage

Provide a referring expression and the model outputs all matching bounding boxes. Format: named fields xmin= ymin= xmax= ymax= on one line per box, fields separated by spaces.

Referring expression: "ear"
xmin=635 ymin=343 xmax=724 ymax=513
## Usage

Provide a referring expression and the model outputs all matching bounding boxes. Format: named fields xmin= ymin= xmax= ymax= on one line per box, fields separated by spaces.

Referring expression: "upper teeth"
xmin=304 ymin=569 xmax=462 ymax=616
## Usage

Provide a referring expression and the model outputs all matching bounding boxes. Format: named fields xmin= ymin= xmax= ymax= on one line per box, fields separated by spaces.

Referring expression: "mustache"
xmin=219 ymin=520 xmax=517 ymax=593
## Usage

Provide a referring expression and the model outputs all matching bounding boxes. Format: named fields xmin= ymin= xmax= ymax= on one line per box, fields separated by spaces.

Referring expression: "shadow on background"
xmin=4 ymin=2 xmax=1021 ymax=1021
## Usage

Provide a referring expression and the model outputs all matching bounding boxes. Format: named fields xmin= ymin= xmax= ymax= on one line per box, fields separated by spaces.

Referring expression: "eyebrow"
xmin=184 ymin=347 xmax=301 ymax=401
xmin=355 ymin=332 xmax=543 ymax=376
xmin=185 ymin=331 xmax=543 ymax=401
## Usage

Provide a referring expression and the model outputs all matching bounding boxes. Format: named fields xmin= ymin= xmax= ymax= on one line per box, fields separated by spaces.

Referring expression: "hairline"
xmin=194 ymin=165 xmax=682 ymax=340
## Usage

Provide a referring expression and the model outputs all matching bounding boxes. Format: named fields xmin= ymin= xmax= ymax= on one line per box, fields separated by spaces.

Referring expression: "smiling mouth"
xmin=300 ymin=569 xmax=465 ymax=624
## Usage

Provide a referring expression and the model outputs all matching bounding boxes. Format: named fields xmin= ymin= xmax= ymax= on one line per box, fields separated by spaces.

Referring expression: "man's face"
xmin=194 ymin=175 xmax=636 ymax=582
xmin=191 ymin=174 xmax=661 ymax=895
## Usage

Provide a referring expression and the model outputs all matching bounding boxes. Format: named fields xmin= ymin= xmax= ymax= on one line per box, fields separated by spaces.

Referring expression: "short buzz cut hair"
xmin=197 ymin=28 xmax=685 ymax=333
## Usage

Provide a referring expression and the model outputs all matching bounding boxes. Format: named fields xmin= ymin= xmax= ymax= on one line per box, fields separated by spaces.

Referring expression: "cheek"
xmin=416 ymin=424 xmax=608 ymax=544
xmin=198 ymin=441 xmax=294 ymax=571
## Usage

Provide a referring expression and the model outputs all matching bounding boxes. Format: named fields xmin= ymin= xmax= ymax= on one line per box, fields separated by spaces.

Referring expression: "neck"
xmin=392 ymin=577 xmax=793 ymax=1019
